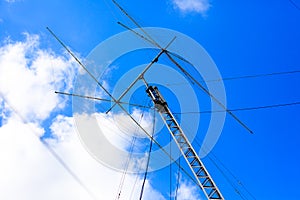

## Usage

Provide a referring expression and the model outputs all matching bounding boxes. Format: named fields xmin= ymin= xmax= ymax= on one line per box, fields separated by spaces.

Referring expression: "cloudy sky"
xmin=1 ymin=0 xmax=300 ymax=199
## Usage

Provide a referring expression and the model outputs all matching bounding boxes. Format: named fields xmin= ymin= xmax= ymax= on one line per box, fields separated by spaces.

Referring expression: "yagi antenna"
xmin=112 ymin=0 xmax=253 ymax=134
xmin=46 ymin=27 xmax=199 ymax=186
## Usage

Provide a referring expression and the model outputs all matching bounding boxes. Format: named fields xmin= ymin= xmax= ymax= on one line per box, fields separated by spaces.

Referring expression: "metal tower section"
xmin=146 ymin=85 xmax=224 ymax=200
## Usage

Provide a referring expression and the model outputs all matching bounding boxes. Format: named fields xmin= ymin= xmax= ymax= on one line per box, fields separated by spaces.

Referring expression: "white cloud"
xmin=0 ymin=111 xmax=166 ymax=200
xmin=0 ymin=33 xmax=77 ymax=122
xmin=46 ymin=114 xmax=165 ymax=200
xmin=0 ymin=114 xmax=88 ymax=200
xmin=172 ymin=0 xmax=210 ymax=14
xmin=176 ymin=178 xmax=202 ymax=200
xmin=0 ymin=33 xmax=165 ymax=200
xmin=106 ymin=108 xmax=154 ymax=139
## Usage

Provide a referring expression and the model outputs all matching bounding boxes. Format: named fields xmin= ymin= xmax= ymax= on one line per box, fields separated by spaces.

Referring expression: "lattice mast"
xmin=146 ymin=85 xmax=224 ymax=200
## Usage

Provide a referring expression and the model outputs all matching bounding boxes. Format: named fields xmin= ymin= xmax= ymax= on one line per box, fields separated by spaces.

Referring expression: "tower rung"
xmin=186 ymin=155 xmax=197 ymax=159
xmin=208 ymin=189 xmax=219 ymax=199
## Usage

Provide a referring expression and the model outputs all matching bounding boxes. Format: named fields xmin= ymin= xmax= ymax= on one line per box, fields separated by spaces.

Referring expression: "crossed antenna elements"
xmin=47 ymin=1 xmax=253 ymax=199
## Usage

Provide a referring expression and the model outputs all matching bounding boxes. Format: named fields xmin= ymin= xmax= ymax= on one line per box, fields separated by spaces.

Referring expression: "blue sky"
xmin=0 ymin=0 xmax=300 ymax=199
